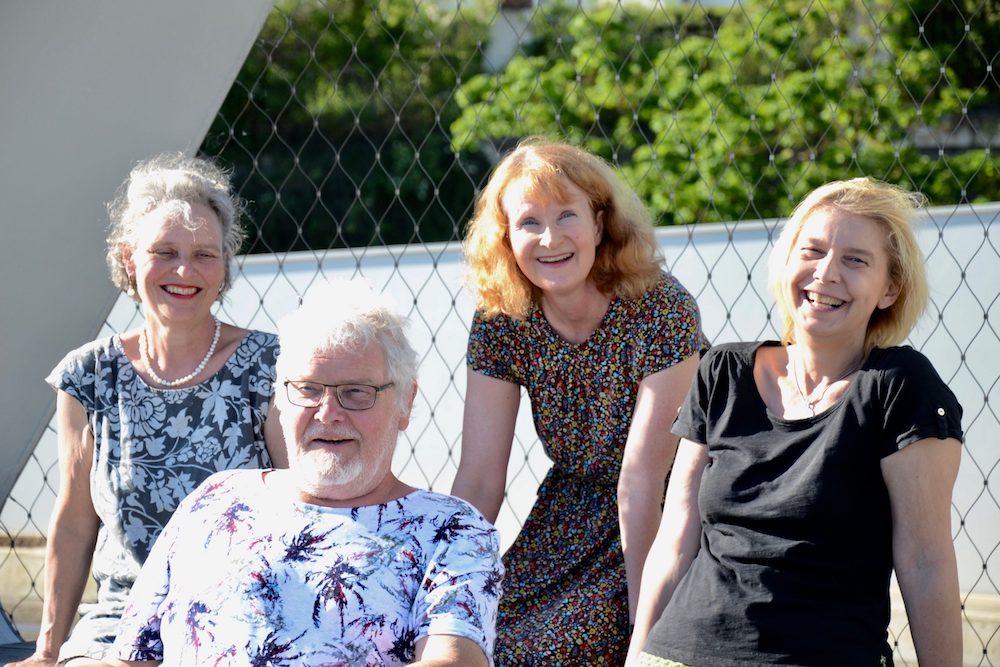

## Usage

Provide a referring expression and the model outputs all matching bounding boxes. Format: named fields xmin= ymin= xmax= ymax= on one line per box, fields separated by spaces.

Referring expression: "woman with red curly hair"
xmin=452 ymin=139 xmax=706 ymax=664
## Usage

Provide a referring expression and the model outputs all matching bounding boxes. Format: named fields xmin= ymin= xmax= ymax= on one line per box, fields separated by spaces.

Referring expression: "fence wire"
xmin=3 ymin=1 xmax=999 ymax=664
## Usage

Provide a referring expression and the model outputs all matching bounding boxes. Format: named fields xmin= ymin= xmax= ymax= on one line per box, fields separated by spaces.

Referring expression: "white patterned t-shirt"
xmin=113 ymin=470 xmax=503 ymax=666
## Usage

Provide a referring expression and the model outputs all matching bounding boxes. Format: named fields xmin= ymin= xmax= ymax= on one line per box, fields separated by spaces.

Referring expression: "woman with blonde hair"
xmin=13 ymin=154 xmax=286 ymax=667
xmin=452 ymin=139 xmax=706 ymax=664
xmin=628 ymin=177 xmax=963 ymax=666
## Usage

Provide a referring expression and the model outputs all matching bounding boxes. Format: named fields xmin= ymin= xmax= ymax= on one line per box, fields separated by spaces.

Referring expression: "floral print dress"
xmin=114 ymin=470 xmax=504 ymax=666
xmin=467 ymin=273 xmax=705 ymax=665
xmin=46 ymin=331 xmax=278 ymax=660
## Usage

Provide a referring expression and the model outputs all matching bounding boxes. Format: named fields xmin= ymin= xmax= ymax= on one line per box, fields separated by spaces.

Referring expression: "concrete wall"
xmin=4 ymin=212 xmax=998 ymax=663
xmin=0 ymin=1 xmax=274 ymax=506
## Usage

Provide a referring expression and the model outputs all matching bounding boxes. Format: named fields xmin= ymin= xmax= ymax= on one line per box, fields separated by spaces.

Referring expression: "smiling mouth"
xmin=537 ymin=253 xmax=573 ymax=264
xmin=312 ymin=437 xmax=354 ymax=447
xmin=163 ymin=285 xmax=200 ymax=296
xmin=805 ymin=291 xmax=845 ymax=308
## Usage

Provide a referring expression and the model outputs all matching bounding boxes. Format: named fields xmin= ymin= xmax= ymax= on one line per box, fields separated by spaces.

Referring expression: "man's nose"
xmin=314 ymin=389 xmax=346 ymax=422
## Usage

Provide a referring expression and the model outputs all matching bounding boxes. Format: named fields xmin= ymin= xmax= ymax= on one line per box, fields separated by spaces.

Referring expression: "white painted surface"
xmin=0 ymin=0 xmax=274 ymax=502
xmin=9 ymin=205 xmax=997 ymax=594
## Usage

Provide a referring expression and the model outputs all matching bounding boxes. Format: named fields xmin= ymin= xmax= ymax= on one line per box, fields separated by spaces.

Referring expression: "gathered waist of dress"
xmin=542 ymin=465 xmax=619 ymax=490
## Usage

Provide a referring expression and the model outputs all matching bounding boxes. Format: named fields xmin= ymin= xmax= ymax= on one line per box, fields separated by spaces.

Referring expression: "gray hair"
xmin=276 ymin=280 xmax=419 ymax=409
xmin=106 ymin=153 xmax=246 ymax=301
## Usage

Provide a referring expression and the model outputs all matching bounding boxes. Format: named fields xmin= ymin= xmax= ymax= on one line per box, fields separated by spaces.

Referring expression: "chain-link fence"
xmin=2 ymin=1 xmax=999 ymax=664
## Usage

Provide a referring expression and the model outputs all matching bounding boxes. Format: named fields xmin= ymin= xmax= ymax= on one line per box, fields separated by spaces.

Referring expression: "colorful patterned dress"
xmin=467 ymin=272 xmax=705 ymax=665
xmin=46 ymin=331 xmax=279 ymax=660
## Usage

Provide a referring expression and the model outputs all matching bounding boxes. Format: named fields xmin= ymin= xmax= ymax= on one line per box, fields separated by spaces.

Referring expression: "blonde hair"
xmin=463 ymin=138 xmax=662 ymax=319
xmin=768 ymin=177 xmax=929 ymax=353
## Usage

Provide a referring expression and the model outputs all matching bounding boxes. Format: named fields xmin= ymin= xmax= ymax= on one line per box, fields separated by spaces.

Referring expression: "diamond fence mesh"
xmin=2 ymin=1 xmax=999 ymax=664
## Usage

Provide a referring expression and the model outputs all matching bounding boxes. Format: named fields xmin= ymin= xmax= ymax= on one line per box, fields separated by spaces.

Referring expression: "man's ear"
xmin=397 ymin=381 xmax=418 ymax=431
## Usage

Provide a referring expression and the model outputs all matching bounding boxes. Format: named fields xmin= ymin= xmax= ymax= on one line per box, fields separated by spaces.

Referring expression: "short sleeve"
xmin=414 ymin=505 xmax=504 ymax=660
xmin=631 ymin=274 xmax=708 ymax=379
xmin=670 ymin=343 xmax=725 ymax=446
xmin=45 ymin=339 xmax=108 ymax=414
xmin=467 ymin=310 xmax=524 ymax=385
xmin=876 ymin=347 xmax=963 ymax=457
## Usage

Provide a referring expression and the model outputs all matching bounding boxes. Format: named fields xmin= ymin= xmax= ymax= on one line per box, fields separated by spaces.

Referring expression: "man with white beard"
xmin=106 ymin=281 xmax=503 ymax=667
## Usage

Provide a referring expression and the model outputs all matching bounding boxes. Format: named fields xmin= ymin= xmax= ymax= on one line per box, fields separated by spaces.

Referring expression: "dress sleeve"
xmin=414 ymin=503 xmax=504 ymax=661
xmin=45 ymin=341 xmax=103 ymax=414
xmin=466 ymin=310 xmax=522 ymax=384
xmin=876 ymin=347 xmax=964 ymax=457
xmin=632 ymin=274 xmax=708 ymax=379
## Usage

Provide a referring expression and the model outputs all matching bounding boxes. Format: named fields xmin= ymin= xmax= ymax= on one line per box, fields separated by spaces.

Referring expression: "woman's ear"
xmin=878 ymin=280 xmax=900 ymax=310
xmin=594 ymin=210 xmax=605 ymax=245
xmin=121 ymin=243 xmax=135 ymax=275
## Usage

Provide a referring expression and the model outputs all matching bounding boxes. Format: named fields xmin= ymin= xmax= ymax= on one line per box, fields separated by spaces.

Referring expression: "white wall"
xmin=0 ymin=1 xmax=274 ymax=502
xmin=10 ymin=207 xmax=996 ymax=594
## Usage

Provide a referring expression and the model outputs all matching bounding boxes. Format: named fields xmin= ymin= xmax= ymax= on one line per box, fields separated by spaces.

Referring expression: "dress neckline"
xmin=112 ymin=330 xmax=256 ymax=392
xmin=531 ymin=294 xmax=619 ymax=348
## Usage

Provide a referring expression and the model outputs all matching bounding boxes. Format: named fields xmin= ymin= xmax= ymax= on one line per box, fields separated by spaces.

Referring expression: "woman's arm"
xmin=11 ymin=391 xmax=100 ymax=667
xmin=410 ymin=635 xmax=488 ymax=667
xmin=450 ymin=369 xmax=520 ymax=523
xmin=625 ymin=438 xmax=707 ymax=665
xmin=617 ymin=355 xmax=699 ymax=622
xmin=263 ymin=402 xmax=288 ymax=468
xmin=882 ymin=437 xmax=963 ymax=667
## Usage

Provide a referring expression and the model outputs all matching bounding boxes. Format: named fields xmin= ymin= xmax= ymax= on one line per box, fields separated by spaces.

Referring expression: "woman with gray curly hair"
xmin=12 ymin=154 xmax=287 ymax=667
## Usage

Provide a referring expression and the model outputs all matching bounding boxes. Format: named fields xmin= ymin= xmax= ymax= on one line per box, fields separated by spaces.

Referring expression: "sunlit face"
xmin=784 ymin=207 xmax=899 ymax=348
xmin=502 ymin=176 xmax=603 ymax=299
xmin=278 ymin=342 xmax=413 ymax=504
xmin=123 ymin=201 xmax=225 ymax=322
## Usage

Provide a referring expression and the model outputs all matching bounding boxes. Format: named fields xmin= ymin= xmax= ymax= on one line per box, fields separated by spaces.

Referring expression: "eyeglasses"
xmin=284 ymin=380 xmax=394 ymax=411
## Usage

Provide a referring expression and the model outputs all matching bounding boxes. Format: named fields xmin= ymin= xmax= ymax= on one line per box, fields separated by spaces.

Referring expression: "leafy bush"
xmin=452 ymin=0 xmax=999 ymax=225
xmin=201 ymin=0 xmax=998 ymax=249
xmin=202 ymin=0 xmax=493 ymax=252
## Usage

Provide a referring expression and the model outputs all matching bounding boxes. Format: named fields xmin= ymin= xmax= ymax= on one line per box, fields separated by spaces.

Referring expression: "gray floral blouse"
xmin=46 ymin=330 xmax=278 ymax=660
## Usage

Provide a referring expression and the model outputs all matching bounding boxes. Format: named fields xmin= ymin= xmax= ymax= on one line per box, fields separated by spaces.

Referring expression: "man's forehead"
xmin=285 ymin=342 xmax=384 ymax=377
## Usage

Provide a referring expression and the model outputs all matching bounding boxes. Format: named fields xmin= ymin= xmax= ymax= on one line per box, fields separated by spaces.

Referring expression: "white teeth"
xmin=538 ymin=254 xmax=572 ymax=264
xmin=807 ymin=292 xmax=844 ymax=307
xmin=164 ymin=285 xmax=198 ymax=296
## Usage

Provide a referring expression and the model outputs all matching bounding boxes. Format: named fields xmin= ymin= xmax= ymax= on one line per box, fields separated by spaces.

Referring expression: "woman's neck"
xmin=141 ymin=314 xmax=220 ymax=370
xmin=791 ymin=330 xmax=867 ymax=384
xmin=540 ymin=282 xmax=611 ymax=344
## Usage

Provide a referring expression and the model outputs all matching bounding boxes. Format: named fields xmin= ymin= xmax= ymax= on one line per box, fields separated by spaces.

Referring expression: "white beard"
xmin=290 ymin=433 xmax=395 ymax=502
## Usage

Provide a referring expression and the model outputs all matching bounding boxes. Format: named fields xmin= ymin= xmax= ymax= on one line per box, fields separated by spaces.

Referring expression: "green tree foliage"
xmin=452 ymin=0 xmax=1000 ymax=225
xmin=201 ymin=0 xmax=492 ymax=252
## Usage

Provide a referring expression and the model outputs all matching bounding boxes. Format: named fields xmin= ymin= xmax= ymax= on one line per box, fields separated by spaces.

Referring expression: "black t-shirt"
xmin=643 ymin=341 xmax=963 ymax=667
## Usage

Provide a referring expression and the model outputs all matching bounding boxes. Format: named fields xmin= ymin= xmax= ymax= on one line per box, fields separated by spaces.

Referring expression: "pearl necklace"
xmin=141 ymin=317 xmax=221 ymax=388
xmin=790 ymin=350 xmax=864 ymax=415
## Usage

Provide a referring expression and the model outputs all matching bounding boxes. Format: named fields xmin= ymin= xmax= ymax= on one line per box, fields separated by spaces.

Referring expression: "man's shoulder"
xmin=402 ymin=490 xmax=496 ymax=529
